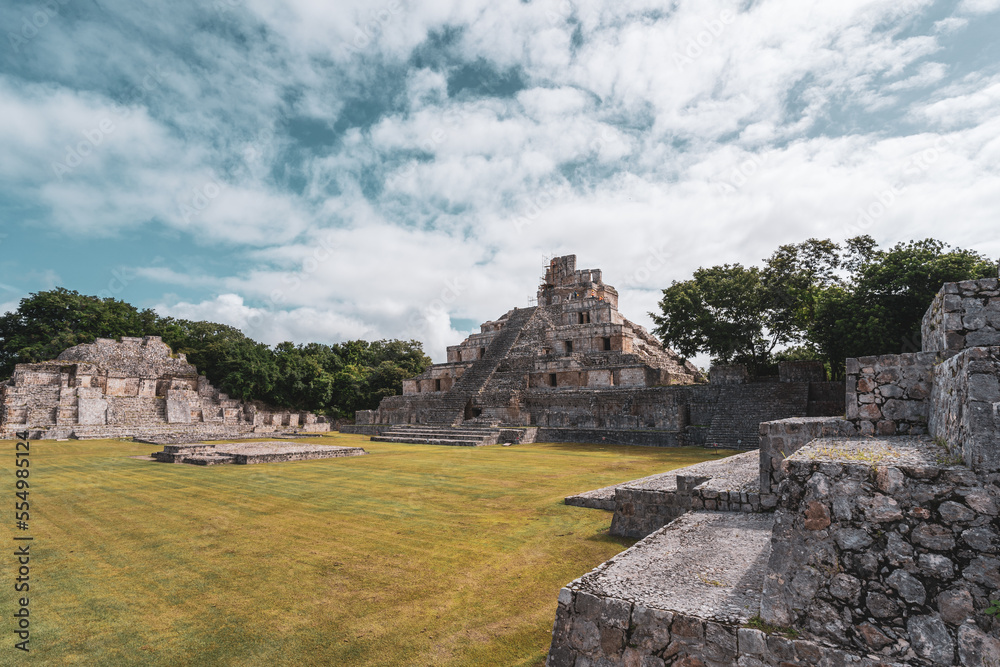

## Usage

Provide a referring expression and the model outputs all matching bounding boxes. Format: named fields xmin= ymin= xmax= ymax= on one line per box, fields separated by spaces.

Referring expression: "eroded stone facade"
xmin=0 ymin=336 xmax=329 ymax=441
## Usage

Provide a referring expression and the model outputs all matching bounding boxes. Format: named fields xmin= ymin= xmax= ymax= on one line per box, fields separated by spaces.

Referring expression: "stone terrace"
xmin=151 ymin=441 xmax=366 ymax=465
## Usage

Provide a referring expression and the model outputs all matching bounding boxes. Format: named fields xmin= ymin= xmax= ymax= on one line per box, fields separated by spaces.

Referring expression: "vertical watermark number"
xmin=12 ymin=431 xmax=32 ymax=653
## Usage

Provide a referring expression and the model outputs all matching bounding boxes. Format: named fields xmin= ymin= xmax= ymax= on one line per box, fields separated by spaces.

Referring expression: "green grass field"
xmin=1 ymin=434 xmax=737 ymax=666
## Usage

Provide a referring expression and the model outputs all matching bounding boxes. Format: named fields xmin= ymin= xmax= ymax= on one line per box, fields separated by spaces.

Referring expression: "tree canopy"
xmin=0 ymin=289 xmax=431 ymax=418
xmin=652 ymin=236 xmax=995 ymax=378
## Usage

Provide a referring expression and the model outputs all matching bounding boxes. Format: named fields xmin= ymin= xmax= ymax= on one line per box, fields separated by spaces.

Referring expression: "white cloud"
xmin=3 ymin=0 xmax=999 ymax=363
xmin=958 ymin=0 xmax=1000 ymax=15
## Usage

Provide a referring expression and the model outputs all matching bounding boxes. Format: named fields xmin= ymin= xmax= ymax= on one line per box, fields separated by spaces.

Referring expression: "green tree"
xmin=0 ymin=289 xmax=431 ymax=416
xmin=157 ymin=318 xmax=279 ymax=402
xmin=651 ymin=240 xmax=840 ymax=376
xmin=0 ymin=288 xmax=159 ymax=379
xmin=652 ymin=236 xmax=993 ymax=377
xmin=810 ymin=237 xmax=994 ymax=374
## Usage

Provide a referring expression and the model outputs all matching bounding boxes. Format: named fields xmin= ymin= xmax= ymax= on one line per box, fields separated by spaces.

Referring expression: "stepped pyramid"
xmin=365 ymin=255 xmax=705 ymax=432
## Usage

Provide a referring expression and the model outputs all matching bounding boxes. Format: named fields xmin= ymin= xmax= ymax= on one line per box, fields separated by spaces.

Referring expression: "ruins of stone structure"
xmin=150 ymin=440 xmax=365 ymax=465
xmin=0 ymin=336 xmax=329 ymax=441
xmin=353 ymin=255 xmax=844 ymax=448
xmin=546 ymin=276 xmax=1000 ymax=666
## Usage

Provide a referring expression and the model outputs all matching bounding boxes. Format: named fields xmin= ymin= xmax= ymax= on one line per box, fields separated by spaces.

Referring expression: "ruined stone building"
xmin=546 ymin=276 xmax=1000 ymax=665
xmin=356 ymin=255 xmax=844 ymax=448
xmin=0 ymin=336 xmax=329 ymax=441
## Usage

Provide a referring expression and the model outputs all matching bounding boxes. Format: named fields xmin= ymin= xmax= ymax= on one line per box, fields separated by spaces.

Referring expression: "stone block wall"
xmin=547 ymin=589 xmax=898 ymax=667
xmin=710 ymin=364 xmax=749 ymax=384
xmin=922 ymin=278 xmax=1000 ymax=356
xmin=762 ymin=439 xmax=1000 ymax=666
xmin=758 ymin=417 xmax=857 ymax=495
xmin=931 ymin=346 xmax=1000 ymax=472
xmin=779 ymin=360 xmax=827 ymax=383
xmin=609 ymin=487 xmax=692 ymax=539
xmin=846 ymin=352 xmax=937 ymax=436
xmin=1 ymin=336 xmax=329 ymax=440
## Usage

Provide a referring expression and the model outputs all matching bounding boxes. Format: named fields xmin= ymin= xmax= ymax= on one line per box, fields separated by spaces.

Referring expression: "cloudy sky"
xmin=1 ymin=0 xmax=999 ymax=362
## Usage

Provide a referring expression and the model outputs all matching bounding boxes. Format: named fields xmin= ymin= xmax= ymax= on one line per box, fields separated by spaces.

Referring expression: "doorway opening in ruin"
xmin=435 ymin=379 xmax=442 ymax=392
xmin=549 ymin=373 xmax=558 ymax=387
xmin=479 ymin=347 xmax=486 ymax=359
xmin=603 ymin=337 xmax=612 ymax=351
xmin=565 ymin=340 xmax=573 ymax=354
xmin=578 ymin=312 xmax=590 ymax=324
xmin=464 ymin=401 xmax=482 ymax=420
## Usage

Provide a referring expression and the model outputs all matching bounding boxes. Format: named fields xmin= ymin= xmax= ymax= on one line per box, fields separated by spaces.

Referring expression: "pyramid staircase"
xmin=424 ymin=307 xmax=538 ymax=426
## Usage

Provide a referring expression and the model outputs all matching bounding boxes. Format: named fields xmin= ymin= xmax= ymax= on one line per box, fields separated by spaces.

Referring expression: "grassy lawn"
xmin=1 ymin=434 xmax=737 ymax=666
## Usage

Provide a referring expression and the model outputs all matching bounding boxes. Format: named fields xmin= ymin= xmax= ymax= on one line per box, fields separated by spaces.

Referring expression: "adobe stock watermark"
xmin=396 ymin=105 xmax=474 ymax=179
xmin=177 ymin=127 xmax=274 ymax=224
xmin=212 ymin=0 xmax=243 ymax=16
xmin=544 ymin=0 xmax=606 ymax=29
xmin=511 ymin=127 xmax=620 ymax=235
xmin=96 ymin=267 xmax=135 ymax=300
xmin=714 ymin=151 xmax=769 ymax=196
xmin=846 ymin=136 xmax=953 ymax=237
xmin=407 ymin=275 xmax=469 ymax=336
xmin=673 ymin=9 xmax=736 ymax=70
xmin=7 ymin=0 xmax=71 ymax=54
xmin=339 ymin=0 xmax=404 ymax=58
xmin=50 ymin=67 xmax=165 ymax=181
xmin=623 ymin=246 xmax=674 ymax=287
xmin=244 ymin=230 xmax=339 ymax=336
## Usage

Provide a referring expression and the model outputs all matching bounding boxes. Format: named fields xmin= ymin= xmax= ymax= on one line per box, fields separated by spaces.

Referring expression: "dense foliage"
xmin=653 ymin=236 xmax=995 ymax=378
xmin=0 ymin=288 xmax=431 ymax=418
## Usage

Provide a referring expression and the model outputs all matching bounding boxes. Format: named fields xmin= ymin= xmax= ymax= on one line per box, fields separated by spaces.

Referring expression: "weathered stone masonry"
xmin=0 ymin=336 xmax=329 ymax=441
xmin=361 ymin=255 xmax=844 ymax=449
xmin=547 ymin=275 xmax=1000 ymax=666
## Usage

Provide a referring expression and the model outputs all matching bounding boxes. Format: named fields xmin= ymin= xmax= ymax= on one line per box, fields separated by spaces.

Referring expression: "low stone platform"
xmin=151 ymin=441 xmax=366 ymax=465
xmin=604 ymin=451 xmax=767 ymax=538
xmin=138 ymin=431 xmax=326 ymax=446
xmin=576 ymin=511 xmax=775 ymax=623
xmin=548 ymin=511 xmax=777 ymax=666
xmin=565 ymin=452 xmax=758 ymax=512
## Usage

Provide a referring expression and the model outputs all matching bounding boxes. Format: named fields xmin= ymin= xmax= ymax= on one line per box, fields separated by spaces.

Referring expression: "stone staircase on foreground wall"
xmin=426 ymin=306 xmax=539 ymax=425
xmin=370 ymin=424 xmax=501 ymax=447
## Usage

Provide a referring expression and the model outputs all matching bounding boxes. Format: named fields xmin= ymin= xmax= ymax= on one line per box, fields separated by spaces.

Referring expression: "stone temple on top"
xmin=357 ymin=255 xmax=843 ymax=447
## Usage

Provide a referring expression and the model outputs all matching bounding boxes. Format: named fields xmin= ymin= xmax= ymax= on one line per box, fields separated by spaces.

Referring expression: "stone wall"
xmin=0 ymin=336 xmax=329 ymax=441
xmin=758 ymin=417 xmax=857 ymax=495
xmin=931 ymin=346 xmax=1000 ymax=472
xmin=779 ymin=360 xmax=827 ymax=383
xmin=846 ymin=352 xmax=937 ymax=436
xmin=762 ymin=438 xmax=1000 ymax=666
xmin=547 ymin=590 xmax=898 ymax=667
xmin=710 ymin=364 xmax=749 ymax=384
xmin=923 ymin=278 xmax=1000 ymax=356
xmin=610 ymin=451 xmax=763 ymax=539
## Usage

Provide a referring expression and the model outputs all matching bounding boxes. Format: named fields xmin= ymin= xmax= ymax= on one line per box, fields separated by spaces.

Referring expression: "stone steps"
xmin=434 ymin=307 xmax=538 ymax=425
xmin=370 ymin=436 xmax=488 ymax=447
xmin=371 ymin=424 xmax=501 ymax=446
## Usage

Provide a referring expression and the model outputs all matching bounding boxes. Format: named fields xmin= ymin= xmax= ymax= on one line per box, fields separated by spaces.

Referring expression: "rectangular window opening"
xmin=565 ymin=340 xmax=573 ymax=354
xmin=603 ymin=337 xmax=612 ymax=351
xmin=549 ymin=373 xmax=558 ymax=387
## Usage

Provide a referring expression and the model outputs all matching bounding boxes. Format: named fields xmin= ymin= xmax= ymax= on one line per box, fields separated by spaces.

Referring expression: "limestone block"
xmin=77 ymin=398 xmax=108 ymax=425
xmin=166 ymin=393 xmax=191 ymax=424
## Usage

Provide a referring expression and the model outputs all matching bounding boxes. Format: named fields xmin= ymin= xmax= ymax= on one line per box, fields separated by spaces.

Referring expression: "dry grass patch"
xmin=2 ymin=434 xmax=737 ymax=666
